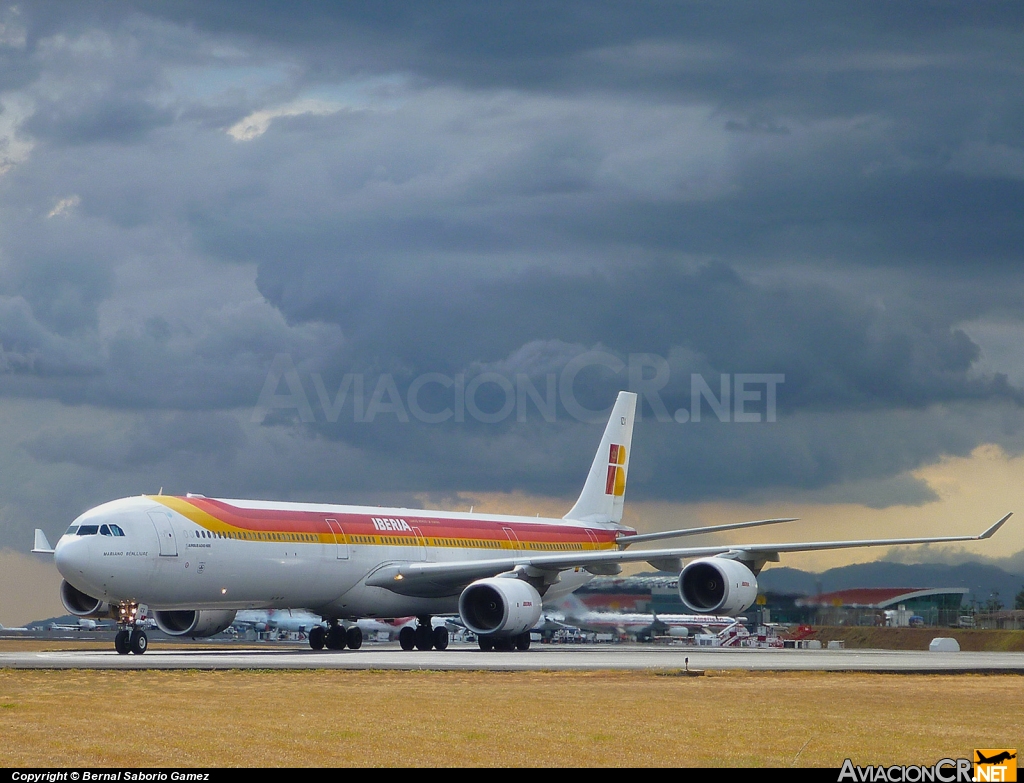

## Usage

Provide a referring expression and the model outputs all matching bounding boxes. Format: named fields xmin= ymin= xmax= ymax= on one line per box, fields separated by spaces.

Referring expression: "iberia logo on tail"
xmin=605 ymin=444 xmax=626 ymax=496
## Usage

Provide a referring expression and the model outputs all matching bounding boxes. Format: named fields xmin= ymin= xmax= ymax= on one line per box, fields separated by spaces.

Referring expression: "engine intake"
xmin=154 ymin=609 xmax=237 ymax=637
xmin=459 ymin=578 xmax=543 ymax=637
xmin=60 ymin=579 xmax=111 ymax=618
xmin=678 ymin=558 xmax=758 ymax=615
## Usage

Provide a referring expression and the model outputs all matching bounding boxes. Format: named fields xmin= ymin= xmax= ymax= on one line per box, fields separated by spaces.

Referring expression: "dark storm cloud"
xmin=258 ymin=259 xmax=1023 ymax=414
xmin=23 ymin=411 xmax=244 ymax=470
xmin=119 ymin=2 xmax=1024 ymax=97
xmin=0 ymin=0 xmax=1023 ymax=519
xmin=24 ymin=94 xmax=175 ymax=146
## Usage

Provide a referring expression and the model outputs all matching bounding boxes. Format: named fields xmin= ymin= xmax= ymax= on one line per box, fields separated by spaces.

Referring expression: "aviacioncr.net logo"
xmin=838 ymin=758 xmax=972 ymax=782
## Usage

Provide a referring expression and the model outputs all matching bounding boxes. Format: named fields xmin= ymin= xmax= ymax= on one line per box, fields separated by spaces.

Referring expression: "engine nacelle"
xmin=678 ymin=558 xmax=758 ymax=615
xmin=60 ymin=579 xmax=111 ymax=618
xmin=154 ymin=609 xmax=237 ymax=637
xmin=459 ymin=577 xmax=543 ymax=637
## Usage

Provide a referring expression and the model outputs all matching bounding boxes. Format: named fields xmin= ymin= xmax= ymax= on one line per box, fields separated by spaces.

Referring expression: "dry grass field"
xmin=0 ymin=668 xmax=1020 ymax=767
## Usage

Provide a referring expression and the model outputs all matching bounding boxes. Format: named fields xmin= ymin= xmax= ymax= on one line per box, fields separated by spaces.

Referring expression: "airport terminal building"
xmin=793 ymin=588 xmax=969 ymax=627
xmin=576 ymin=576 xmax=971 ymax=628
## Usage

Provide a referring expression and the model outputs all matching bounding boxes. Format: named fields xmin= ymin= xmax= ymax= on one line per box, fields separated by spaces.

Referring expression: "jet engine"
xmin=678 ymin=557 xmax=758 ymax=615
xmin=60 ymin=579 xmax=111 ymax=618
xmin=154 ymin=609 xmax=237 ymax=637
xmin=459 ymin=577 xmax=543 ymax=637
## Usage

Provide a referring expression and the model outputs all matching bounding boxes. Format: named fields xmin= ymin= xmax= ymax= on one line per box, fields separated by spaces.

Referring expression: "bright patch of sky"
xmin=224 ymin=76 xmax=408 ymax=140
xmin=0 ymin=95 xmax=34 ymax=176
xmin=47 ymin=195 xmax=80 ymax=218
xmin=165 ymin=64 xmax=296 ymax=102
xmin=960 ymin=320 xmax=1024 ymax=388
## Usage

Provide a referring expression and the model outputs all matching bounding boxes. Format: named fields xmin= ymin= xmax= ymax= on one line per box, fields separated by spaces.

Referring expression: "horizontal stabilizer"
xmin=32 ymin=529 xmax=54 ymax=554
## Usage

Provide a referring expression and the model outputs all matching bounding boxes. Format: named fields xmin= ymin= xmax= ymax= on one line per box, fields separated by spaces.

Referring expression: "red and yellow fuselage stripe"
xmin=150 ymin=496 xmax=619 ymax=551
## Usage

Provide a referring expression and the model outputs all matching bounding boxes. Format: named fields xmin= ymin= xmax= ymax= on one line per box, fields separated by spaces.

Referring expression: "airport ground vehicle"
xmin=35 ymin=391 xmax=1011 ymax=654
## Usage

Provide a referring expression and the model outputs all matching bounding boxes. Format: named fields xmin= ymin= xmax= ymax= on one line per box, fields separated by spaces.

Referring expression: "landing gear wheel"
xmin=493 ymin=636 xmax=514 ymax=652
xmin=114 ymin=629 xmax=130 ymax=655
xmin=129 ymin=629 xmax=148 ymax=655
xmin=309 ymin=625 xmax=325 ymax=651
xmin=399 ymin=626 xmax=416 ymax=651
xmin=514 ymin=632 xmax=531 ymax=651
xmin=415 ymin=623 xmax=433 ymax=651
xmin=478 ymin=635 xmax=494 ymax=652
xmin=345 ymin=626 xmax=363 ymax=650
xmin=432 ymin=625 xmax=449 ymax=651
xmin=326 ymin=625 xmax=346 ymax=650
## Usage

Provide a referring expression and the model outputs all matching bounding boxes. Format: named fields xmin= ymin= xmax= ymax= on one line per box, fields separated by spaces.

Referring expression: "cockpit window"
xmin=111 ymin=524 xmax=126 ymax=537
xmin=78 ymin=525 xmax=99 ymax=536
xmin=66 ymin=526 xmax=79 ymax=535
xmin=100 ymin=524 xmax=112 ymax=536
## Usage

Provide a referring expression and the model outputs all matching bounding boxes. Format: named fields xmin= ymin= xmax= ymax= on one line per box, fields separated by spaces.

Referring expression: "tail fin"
xmin=564 ymin=391 xmax=636 ymax=525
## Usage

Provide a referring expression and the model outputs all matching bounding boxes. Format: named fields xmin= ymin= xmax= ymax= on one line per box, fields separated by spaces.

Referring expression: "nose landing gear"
xmin=114 ymin=602 xmax=147 ymax=655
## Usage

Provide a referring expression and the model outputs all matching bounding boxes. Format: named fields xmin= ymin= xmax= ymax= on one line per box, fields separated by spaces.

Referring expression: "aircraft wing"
xmin=364 ymin=512 xmax=1011 ymax=598
xmin=615 ymin=517 xmax=798 ymax=547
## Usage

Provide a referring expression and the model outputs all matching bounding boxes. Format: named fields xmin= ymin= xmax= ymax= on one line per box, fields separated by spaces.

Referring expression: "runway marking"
xmin=2 ymin=644 xmax=1024 ymax=672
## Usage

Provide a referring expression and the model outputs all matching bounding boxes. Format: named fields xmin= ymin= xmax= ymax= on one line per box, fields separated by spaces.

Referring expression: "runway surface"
xmin=3 ymin=642 xmax=1024 ymax=672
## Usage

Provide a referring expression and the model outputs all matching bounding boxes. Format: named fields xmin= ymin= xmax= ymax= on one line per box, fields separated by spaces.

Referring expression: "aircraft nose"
xmin=54 ymin=536 xmax=90 ymax=580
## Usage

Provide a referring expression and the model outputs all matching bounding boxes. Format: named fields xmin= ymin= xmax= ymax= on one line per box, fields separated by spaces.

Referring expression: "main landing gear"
xmin=308 ymin=621 xmax=362 ymax=651
xmin=114 ymin=601 xmax=147 ymax=655
xmin=477 ymin=632 xmax=531 ymax=652
xmin=398 ymin=618 xmax=449 ymax=651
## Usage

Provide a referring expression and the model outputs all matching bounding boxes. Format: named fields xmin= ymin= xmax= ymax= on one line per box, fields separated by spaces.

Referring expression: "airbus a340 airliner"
xmin=34 ymin=391 xmax=1011 ymax=654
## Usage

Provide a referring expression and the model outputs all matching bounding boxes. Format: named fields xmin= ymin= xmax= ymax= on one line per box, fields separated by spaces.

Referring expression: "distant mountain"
xmin=758 ymin=561 xmax=1024 ymax=608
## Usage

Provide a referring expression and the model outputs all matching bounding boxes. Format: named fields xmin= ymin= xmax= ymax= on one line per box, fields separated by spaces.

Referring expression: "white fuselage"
xmin=54 ymin=495 xmax=621 ymax=619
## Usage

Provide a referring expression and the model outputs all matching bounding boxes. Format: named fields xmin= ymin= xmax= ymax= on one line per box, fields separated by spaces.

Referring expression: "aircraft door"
xmin=324 ymin=518 xmax=349 ymax=560
xmin=503 ymin=527 xmax=522 ymax=553
xmin=412 ymin=527 xmax=431 ymax=561
xmin=148 ymin=510 xmax=178 ymax=556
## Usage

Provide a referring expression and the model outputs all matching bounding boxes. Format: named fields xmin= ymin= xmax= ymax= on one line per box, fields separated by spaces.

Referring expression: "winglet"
xmin=32 ymin=529 xmax=55 ymax=554
xmin=979 ymin=512 xmax=1012 ymax=539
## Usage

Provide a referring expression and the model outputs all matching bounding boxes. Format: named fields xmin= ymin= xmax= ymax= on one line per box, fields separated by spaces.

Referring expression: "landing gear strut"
xmin=310 ymin=621 xmax=363 ymax=651
xmin=325 ymin=622 xmax=346 ymax=650
xmin=399 ymin=618 xmax=449 ymax=651
xmin=115 ymin=601 xmax=147 ymax=655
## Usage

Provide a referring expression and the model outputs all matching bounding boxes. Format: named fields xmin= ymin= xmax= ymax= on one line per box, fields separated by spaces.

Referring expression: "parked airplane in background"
xmin=233 ymin=609 xmax=321 ymax=635
xmin=232 ymin=609 xmax=431 ymax=645
xmin=47 ymin=618 xmax=110 ymax=632
xmin=552 ymin=594 xmax=736 ymax=640
xmin=34 ymin=392 xmax=1012 ymax=655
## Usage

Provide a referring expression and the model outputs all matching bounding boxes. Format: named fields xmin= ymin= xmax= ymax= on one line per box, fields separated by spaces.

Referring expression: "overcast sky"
xmin=2 ymin=3 xmax=1024 ymax=608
